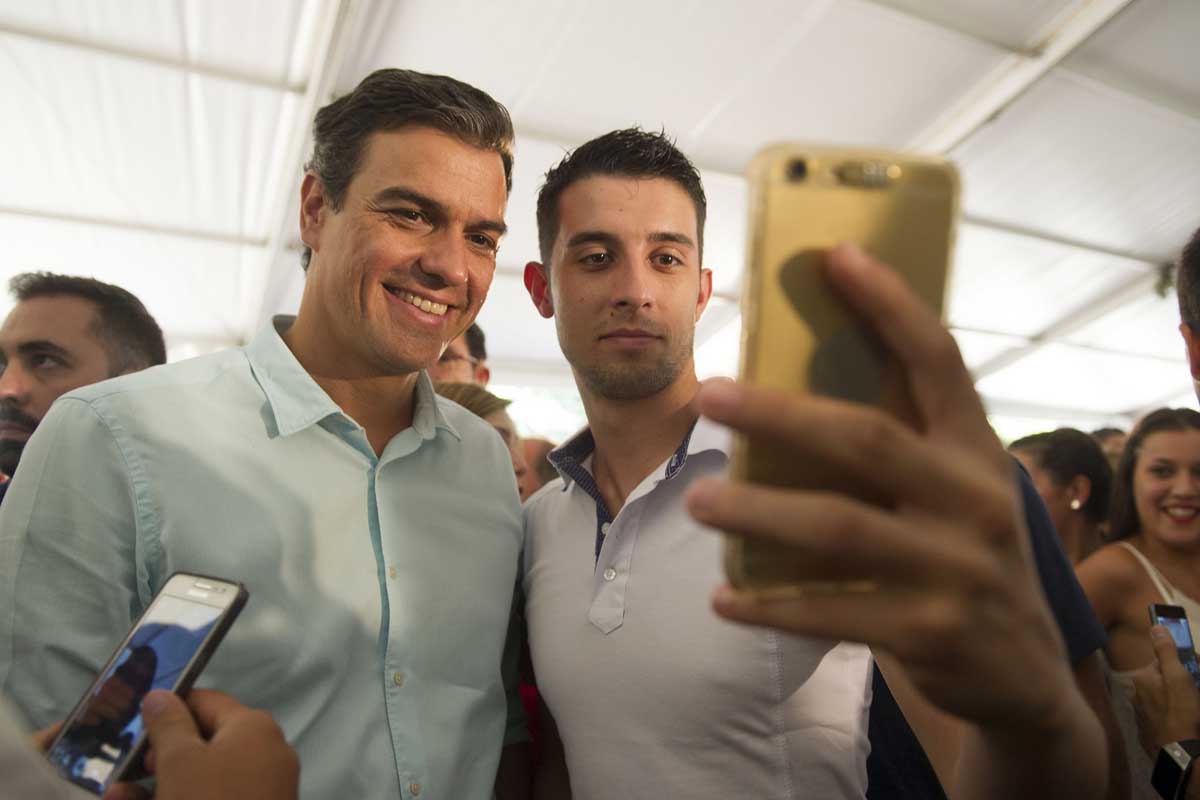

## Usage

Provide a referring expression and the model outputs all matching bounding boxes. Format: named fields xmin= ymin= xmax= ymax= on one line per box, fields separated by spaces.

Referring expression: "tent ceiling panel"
xmin=1064 ymin=289 xmax=1185 ymax=359
xmin=870 ymin=0 xmax=1078 ymax=50
xmin=0 ymin=211 xmax=254 ymax=349
xmin=0 ymin=0 xmax=320 ymax=87
xmin=952 ymin=68 xmax=1200 ymax=261
xmin=946 ymin=222 xmax=1149 ymax=337
xmin=974 ymin=341 xmax=1189 ymax=414
xmin=687 ymin=0 xmax=1007 ymax=173
xmin=1064 ymin=0 xmax=1200 ymax=118
xmin=1 ymin=33 xmax=294 ymax=240
xmin=952 ymin=328 xmax=1029 ymax=372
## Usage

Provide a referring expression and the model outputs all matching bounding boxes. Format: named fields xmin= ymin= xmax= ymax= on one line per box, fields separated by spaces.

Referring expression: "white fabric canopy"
xmin=3 ymin=0 xmax=1197 ymax=441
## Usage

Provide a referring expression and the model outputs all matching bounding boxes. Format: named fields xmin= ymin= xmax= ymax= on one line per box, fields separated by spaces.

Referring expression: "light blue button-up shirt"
xmin=0 ymin=318 xmax=525 ymax=800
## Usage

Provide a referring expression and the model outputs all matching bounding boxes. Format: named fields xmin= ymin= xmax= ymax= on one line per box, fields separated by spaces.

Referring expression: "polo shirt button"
xmin=603 ymin=567 xmax=617 ymax=581
xmin=392 ymin=671 xmax=405 ymax=687
xmin=601 ymin=522 xmax=611 ymax=534
xmin=388 ymin=565 xmax=397 ymax=579
xmin=410 ymin=782 xmax=422 ymax=796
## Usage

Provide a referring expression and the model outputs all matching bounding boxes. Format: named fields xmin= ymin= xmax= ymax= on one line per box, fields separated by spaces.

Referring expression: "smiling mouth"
xmin=1164 ymin=506 xmax=1200 ymax=522
xmin=384 ymin=285 xmax=449 ymax=317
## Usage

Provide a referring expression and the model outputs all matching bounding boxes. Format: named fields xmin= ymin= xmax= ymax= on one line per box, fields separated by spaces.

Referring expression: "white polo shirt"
xmin=523 ymin=417 xmax=872 ymax=799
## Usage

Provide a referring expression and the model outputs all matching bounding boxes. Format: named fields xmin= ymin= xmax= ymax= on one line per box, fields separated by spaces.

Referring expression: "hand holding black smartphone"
xmin=45 ymin=572 xmax=247 ymax=794
xmin=1149 ymin=603 xmax=1200 ymax=691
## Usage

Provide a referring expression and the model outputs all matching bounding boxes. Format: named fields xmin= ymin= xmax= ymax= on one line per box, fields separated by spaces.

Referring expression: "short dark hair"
xmin=1090 ymin=427 xmax=1126 ymax=443
xmin=535 ymin=127 xmax=707 ymax=264
xmin=1009 ymin=428 xmax=1112 ymax=525
xmin=1109 ymin=407 xmax=1200 ymax=540
xmin=10 ymin=272 xmax=166 ymax=373
xmin=302 ymin=68 xmax=515 ymax=270
xmin=1180 ymin=225 xmax=1200 ymax=330
xmin=464 ymin=323 xmax=487 ymax=361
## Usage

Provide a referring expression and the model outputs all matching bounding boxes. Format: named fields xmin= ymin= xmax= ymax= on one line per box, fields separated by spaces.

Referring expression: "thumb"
xmin=141 ymin=690 xmax=201 ymax=759
xmin=1150 ymin=625 xmax=1191 ymax=682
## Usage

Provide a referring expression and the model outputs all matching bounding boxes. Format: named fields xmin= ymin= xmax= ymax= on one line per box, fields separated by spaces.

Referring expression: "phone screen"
xmin=45 ymin=579 xmax=239 ymax=793
xmin=1151 ymin=605 xmax=1200 ymax=690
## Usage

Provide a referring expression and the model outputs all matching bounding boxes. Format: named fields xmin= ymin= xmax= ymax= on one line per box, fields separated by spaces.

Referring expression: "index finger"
xmin=824 ymin=243 xmax=994 ymax=448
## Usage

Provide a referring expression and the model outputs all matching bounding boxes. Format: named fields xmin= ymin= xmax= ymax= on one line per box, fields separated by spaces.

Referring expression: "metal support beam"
xmin=0 ymin=204 xmax=265 ymax=247
xmin=0 ymin=21 xmax=305 ymax=93
xmin=962 ymin=213 xmax=1171 ymax=269
xmin=907 ymin=0 xmax=1137 ymax=154
xmin=244 ymin=0 xmax=364 ymax=335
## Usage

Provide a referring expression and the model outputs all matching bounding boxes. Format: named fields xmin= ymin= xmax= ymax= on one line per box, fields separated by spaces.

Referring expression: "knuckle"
xmin=849 ymin=413 xmax=901 ymax=465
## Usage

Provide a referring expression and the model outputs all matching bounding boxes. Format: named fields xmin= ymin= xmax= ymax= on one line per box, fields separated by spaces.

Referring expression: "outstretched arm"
xmin=687 ymin=243 xmax=1107 ymax=800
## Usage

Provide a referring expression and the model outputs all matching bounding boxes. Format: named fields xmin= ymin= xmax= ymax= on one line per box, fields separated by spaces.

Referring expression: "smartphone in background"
xmin=45 ymin=573 xmax=248 ymax=794
xmin=724 ymin=145 xmax=959 ymax=591
xmin=1149 ymin=603 xmax=1200 ymax=690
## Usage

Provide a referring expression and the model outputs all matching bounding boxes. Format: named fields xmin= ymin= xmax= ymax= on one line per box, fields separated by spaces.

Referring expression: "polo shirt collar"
xmin=245 ymin=315 xmax=459 ymax=441
xmin=549 ymin=414 xmax=730 ymax=491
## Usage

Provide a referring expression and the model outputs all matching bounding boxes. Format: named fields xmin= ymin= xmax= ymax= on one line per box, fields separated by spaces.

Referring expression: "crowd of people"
xmin=0 ymin=66 xmax=1198 ymax=800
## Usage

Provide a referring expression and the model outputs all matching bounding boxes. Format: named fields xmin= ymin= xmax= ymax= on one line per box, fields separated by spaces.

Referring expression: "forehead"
xmin=0 ymin=295 xmax=99 ymax=346
xmin=556 ymin=175 xmax=699 ymax=243
xmin=1140 ymin=429 xmax=1200 ymax=461
xmin=349 ymin=126 xmax=507 ymax=217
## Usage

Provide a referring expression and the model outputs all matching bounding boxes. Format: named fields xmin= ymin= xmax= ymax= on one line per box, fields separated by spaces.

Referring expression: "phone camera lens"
xmin=787 ymin=159 xmax=808 ymax=181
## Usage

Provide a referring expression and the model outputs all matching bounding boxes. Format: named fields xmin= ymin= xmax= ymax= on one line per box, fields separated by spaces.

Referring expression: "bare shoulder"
xmin=1077 ymin=542 xmax=1152 ymax=622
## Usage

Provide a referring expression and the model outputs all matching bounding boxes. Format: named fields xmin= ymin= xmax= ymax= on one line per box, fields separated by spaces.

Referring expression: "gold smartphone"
xmin=723 ymin=144 xmax=959 ymax=590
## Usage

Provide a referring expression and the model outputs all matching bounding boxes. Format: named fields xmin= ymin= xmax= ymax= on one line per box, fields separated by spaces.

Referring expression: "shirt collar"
xmin=548 ymin=414 xmax=730 ymax=490
xmin=245 ymin=315 xmax=459 ymax=441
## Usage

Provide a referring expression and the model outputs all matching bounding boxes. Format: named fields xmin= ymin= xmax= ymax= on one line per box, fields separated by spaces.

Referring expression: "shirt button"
xmin=601 ymin=522 xmax=611 ymax=534
xmin=392 ymin=671 xmax=405 ymax=687
xmin=603 ymin=567 xmax=617 ymax=581
xmin=388 ymin=565 xmax=397 ymax=579
xmin=409 ymin=782 xmax=422 ymax=796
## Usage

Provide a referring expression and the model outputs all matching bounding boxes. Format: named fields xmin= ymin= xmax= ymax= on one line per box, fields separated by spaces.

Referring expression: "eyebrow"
xmin=0 ymin=340 xmax=72 ymax=362
xmin=372 ymin=186 xmax=507 ymax=237
xmin=565 ymin=230 xmax=696 ymax=249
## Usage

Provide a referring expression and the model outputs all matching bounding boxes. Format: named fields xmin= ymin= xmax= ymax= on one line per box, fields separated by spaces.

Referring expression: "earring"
xmin=1070 ymin=499 xmax=1082 ymax=511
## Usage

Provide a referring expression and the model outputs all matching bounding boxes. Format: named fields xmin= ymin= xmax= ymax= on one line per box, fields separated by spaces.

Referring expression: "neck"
xmin=1058 ymin=517 xmax=1103 ymax=566
xmin=580 ymin=367 xmax=702 ymax=516
xmin=283 ymin=313 xmax=419 ymax=456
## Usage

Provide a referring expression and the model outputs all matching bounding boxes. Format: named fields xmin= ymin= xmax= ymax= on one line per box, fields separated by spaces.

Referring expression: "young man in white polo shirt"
xmin=521 ymin=129 xmax=1107 ymax=799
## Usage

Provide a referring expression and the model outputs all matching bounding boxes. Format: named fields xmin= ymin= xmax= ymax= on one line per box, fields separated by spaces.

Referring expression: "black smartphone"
xmin=1149 ymin=603 xmax=1200 ymax=690
xmin=45 ymin=572 xmax=248 ymax=794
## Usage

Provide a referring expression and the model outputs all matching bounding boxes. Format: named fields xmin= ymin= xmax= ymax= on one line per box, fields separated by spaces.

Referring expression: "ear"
xmin=524 ymin=261 xmax=554 ymax=319
xmin=1068 ymin=474 xmax=1092 ymax=508
xmin=475 ymin=363 xmax=491 ymax=386
xmin=299 ymin=173 xmax=328 ymax=260
xmin=1181 ymin=323 xmax=1200 ymax=380
xmin=695 ymin=268 xmax=714 ymax=322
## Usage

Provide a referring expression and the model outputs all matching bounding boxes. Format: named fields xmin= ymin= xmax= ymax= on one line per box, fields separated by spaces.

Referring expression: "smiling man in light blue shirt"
xmin=0 ymin=68 xmax=527 ymax=800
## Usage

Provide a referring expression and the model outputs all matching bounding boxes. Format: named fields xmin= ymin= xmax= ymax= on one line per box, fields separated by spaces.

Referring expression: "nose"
xmin=611 ymin=261 xmax=653 ymax=311
xmin=0 ymin=361 xmax=32 ymax=406
xmin=1174 ymin=468 xmax=1200 ymax=497
xmin=417 ymin=229 xmax=470 ymax=288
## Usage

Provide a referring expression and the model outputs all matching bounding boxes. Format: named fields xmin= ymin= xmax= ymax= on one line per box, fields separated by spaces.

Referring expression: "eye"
xmin=467 ymin=233 xmax=499 ymax=253
xmin=30 ymin=354 xmax=63 ymax=370
xmin=1150 ymin=464 xmax=1174 ymax=478
xmin=387 ymin=208 xmax=426 ymax=224
xmin=580 ymin=252 xmax=611 ymax=266
xmin=652 ymin=253 xmax=682 ymax=267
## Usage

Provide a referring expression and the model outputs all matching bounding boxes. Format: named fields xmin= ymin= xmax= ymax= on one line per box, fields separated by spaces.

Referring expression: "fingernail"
xmin=831 ymin=242 xmax=868 ymax=272
xmin=141 ymin=690 xmax=169 ymax=720
xmin=712 ymin=584 xmax=737 ymax=610
xmin=698 ymin=380 xmax=743 ymax=419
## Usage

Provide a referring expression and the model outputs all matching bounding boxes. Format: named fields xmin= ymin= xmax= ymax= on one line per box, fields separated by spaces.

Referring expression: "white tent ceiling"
xmin=2 ymin=0 xmax=1198 ymax=442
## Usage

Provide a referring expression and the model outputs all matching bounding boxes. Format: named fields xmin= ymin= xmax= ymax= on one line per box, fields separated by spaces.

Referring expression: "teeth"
xmin=1165 ymin=508 xmax=1198 ymax=520
xmin=393 ymin=290 xmax=447 ymax=316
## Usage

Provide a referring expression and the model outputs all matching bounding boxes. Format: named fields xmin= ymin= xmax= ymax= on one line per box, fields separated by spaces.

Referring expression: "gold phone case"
xmin=724 ymin=144 xmax=959 ymax=590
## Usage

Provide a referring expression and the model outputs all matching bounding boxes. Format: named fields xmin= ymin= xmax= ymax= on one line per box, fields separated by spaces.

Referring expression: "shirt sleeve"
xmin=0 ymin=396 xmax=153 ymax=729
xmin=1016 ymin=460 xmax=1107 ymax=665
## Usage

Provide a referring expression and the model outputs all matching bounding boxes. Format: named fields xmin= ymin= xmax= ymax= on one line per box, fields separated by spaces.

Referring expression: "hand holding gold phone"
xmin=723 ymin=145 xmax=959 ymax=591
